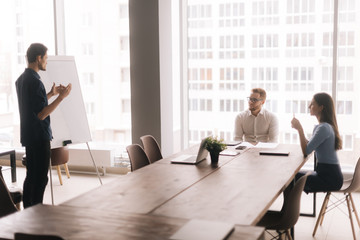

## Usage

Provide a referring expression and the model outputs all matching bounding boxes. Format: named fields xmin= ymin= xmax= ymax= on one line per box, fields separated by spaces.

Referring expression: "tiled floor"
xmin=2 ymin=166 xmax=360 ymax=240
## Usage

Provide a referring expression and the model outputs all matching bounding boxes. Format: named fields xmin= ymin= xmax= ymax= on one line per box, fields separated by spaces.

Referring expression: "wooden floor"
xmin=266 ymin=189 xmax=360 ymax=240
xmin=2 ymin=166 xmax=119 ymax=206
xmin=2 ymin=166 xmax=360 ymax=240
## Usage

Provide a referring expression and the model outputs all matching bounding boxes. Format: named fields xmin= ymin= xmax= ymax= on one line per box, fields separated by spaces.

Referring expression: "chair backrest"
xmin=0 ymin=165 xmax=4 ymax=180
xmin=126 ymin=144 xmax=150 ymax=171
xmin=0 ymin=167 xmax=18 ymax=217
xmin=140 ymin=135 xmax=163 ymax=163
xmin=14 ymin=233 xmax=64 ymax=240
xmin=344 ymin=157 xmax=360 ymax=193
xmin=276 ymin=173 xmax=309 ymax=230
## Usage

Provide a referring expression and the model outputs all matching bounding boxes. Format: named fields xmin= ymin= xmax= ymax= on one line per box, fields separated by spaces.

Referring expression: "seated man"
xmin=234 ymin=88 xmax=279 ymax=144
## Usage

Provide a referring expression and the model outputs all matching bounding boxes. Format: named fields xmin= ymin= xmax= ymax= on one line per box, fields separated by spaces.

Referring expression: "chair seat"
xmin=51 ymin=147 xmax=69 ymax=166
xmin=337 ymin=179 xmax=353 ymax=192
xmin=10 ymin=191 xmax=22 ymax=205
xmin=256 ymin=210 xmax=283 ymax=230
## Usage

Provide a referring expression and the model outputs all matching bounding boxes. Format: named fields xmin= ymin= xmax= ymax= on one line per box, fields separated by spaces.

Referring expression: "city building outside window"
xmin=0 ymin=0 xmax=131 ymax=152
xmin=186 ymin=0 xmax=360 ymax=167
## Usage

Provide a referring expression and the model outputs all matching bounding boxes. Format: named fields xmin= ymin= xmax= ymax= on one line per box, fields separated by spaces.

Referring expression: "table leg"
xmin=10 ymin=151 xmax=16 ymax=183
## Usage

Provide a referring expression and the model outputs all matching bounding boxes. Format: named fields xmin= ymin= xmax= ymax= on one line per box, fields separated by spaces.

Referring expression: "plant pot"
xmin=210 ymin=151 xmax=220 ymax=165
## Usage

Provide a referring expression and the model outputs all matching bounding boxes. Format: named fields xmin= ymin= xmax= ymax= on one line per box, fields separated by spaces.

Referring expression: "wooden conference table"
xmin=0 ymin=144 xmax=309 ymax=239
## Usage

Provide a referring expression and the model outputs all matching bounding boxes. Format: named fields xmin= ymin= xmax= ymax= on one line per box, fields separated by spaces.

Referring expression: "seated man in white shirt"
xmin=234 ymin=88 xmax=279 ymax=144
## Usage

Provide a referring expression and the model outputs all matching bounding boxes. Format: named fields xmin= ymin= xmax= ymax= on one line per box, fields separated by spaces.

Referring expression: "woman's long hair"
xmin=313 ymin=92 xmax=342 ymax=150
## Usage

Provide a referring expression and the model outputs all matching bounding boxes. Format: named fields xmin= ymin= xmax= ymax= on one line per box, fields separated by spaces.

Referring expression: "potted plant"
xmin=204 ymin=136 xmax=227 ymax=165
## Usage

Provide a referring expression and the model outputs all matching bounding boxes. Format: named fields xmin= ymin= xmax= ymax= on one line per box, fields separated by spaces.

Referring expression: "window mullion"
xmin=332 ymin=0 xmax=338 ymax=103
xmin=53 ymin=0 xmax=66 ymax=55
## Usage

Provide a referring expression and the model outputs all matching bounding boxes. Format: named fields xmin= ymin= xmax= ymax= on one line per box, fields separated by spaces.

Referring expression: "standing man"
xmin=16 ymin=43 xmax=72 ymax=208
xmin=234 ymin=88 xmax=279 ymax=144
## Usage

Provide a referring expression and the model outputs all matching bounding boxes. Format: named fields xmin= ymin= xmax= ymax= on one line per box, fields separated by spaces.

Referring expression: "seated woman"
xmin=291 ymin=92 xmax=343 ymax=193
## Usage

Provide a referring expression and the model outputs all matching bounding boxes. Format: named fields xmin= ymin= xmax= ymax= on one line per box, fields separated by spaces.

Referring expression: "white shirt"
xmin=234 ymin=108 xmax=279 ymax=143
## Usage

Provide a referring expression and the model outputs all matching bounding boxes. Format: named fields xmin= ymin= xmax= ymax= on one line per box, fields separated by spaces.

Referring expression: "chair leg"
xmin=313 ymin=192 xmax=331 ymax=236
xmin=319 ymin=193 xmax=330 ymax=226
xmin=277 ymin=231 xmax=284 ymax=240
xmin=285 ymin=229 xmax=292 ymax=240
xmin=56 ymin=165 xmax=63 ymax=185
xmin=349 ymin=193 xmax=360 ymax=228
xmin=346 ymin=195 xmax=357 ymax=240
xmin=64 ymin=163 xmax=70 ymax=179
xmin=15 ymin=203 xmax=21 ymax=210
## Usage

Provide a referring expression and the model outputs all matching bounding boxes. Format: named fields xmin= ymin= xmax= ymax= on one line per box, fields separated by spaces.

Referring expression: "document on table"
xmin=236 ymin=142 xmax=279 ymax=149
xmin=220 ymin=150 xmax=240 ymax=156
xmin=254 ymin=142 xmax=279 ymax=148
xmin=236 ymin=142 xmax=254 ymax=148
xmin=170 ymin=219 xmax=234 ymax=240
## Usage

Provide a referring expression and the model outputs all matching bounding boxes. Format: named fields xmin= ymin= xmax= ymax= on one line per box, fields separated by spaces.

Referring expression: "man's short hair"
xmin=26 ymin=43 xmax=48 ymax=63
xmin=251 ymin=88 xmax=266 ymax=100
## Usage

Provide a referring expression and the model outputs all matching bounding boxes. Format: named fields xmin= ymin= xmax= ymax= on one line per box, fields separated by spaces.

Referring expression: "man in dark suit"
xmin=16 ymin=43 xmax=72 ymax=208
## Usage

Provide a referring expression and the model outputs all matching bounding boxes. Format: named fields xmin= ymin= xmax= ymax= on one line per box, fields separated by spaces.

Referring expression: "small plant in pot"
xmin=204 ymin=136 xmax=227 ymax=165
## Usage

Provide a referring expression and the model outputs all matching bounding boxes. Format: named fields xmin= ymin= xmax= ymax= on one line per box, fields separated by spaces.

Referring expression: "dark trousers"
xmin=23 ymin=141 xmax=51 ymax=208
xmin=296 ymin=162 xmax=343 ymax=193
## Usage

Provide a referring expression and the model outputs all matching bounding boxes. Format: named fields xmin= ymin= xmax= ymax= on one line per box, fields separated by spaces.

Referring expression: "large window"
xmin=0 ymin=0 xmax=55 ymax=148
xmin=336 ymin=0 xmax=358 ymax=163
xmin=0 ymin=0 xmax=131 ymax=150
xmin=186 ymin=0 xmax=360 ymax=166
xmin=63 ymin=0 xmax=131 ymax=146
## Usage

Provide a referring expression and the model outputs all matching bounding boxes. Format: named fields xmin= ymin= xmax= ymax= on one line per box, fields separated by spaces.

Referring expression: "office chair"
xmin=126 ymin=144 xmax=150 ymax=171
xmin=313 ymin=158 xmax=360 ymax=240
xmin=256 ymin=173 xmax=309 ymax=240
xmin=0 ymin=169 xmax=18 ymax=217
xmin=14 ymin=233 xmax=64 ymax=240
xmin=140 ymin=135 xmax=163 ymax=163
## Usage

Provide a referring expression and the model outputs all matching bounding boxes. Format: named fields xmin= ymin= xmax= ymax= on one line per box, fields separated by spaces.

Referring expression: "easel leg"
xmin=49 ymin=157 xmax=54 ymax=205
xmin=86 ymin=142 xmax=103 ymax=185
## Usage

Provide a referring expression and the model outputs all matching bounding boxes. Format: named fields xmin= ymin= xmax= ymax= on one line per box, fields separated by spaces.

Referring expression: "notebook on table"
xmin=219 ymin=150 xmax=240 ymax=156
xmin=259 ymin=151 xmax=290 ymax=156
xmin=171 ymin=138 xmax=208 ymax=165
xmin=225 ymin=141 xmax=242 ymax=146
